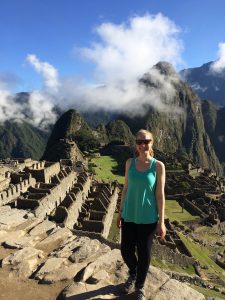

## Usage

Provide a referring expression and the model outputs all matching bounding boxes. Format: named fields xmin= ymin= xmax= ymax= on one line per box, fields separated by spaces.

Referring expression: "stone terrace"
xmin=0 ymin=158 xmax=120 ymax=240
xmin=74 ymin=182 xmax=119 ymax=238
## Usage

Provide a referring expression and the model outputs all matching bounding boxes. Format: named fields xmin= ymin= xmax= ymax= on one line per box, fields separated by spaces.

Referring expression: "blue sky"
xmin=0 ymin=0 xmax=225 ymax=92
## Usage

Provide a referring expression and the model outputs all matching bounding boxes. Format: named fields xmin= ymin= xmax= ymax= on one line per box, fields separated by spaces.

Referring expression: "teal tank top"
xmin=121 ymin=157 xmax=158 ymax=224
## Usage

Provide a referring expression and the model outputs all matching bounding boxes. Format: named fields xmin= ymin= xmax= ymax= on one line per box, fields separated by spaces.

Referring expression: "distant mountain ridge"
xmin=42 ymin=62 xmax=224 ymax=174
xmin=180 ymin=62 xmax=225 ymax=106
xmin=1 ymin=61 xmax=225 ymax=174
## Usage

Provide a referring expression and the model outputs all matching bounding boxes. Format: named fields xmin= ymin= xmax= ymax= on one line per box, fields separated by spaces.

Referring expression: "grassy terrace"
xmin=151 ymin=257 xmax=196 ymax=275
xmin=165 ymin=199 xmax=200 ymax=222
xmin=178 ymin=232 xmax=225 ymax=283
xmin=90 ymin=155 xmax=124 ymax=184
xmin=108 ymin=212 xmax=120 ymax=242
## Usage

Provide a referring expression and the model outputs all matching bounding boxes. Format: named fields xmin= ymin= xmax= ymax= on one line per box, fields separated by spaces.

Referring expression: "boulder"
xmin=0 ymin=208 xmax=28 ymax=229
xmin=68 ymin=238 xmax=108 ymax=263
xmin=36 ymin=227 xmax=73 ymax=252
xmin=37 ymin=262 xmax=87 ymax=284
xmin=145 ymin=266 xmax=170 ymax=295
xmin=2 ymin=247 xmax=44 ymax=278
xmin=34 ymin=257 xmax=68 ymax=281
xmin=15 ymin=217 xmax=42 ymax=232
xmin=81 ymin=249 xmax=122 ymax=282
xmin=154 ymin=278 xmax=205 ymax=300
xmin=0 ymin=230 xmax=26 ymax=245
xmin=2 ymin=246 xmax=44 ymax=266
xmin=28 ymin=220 xmax=56 ymax=236
xmin=3 ymin=234 xmax=40 ymax=249
xmin=53 ymin=236 xmax=110 ymax=261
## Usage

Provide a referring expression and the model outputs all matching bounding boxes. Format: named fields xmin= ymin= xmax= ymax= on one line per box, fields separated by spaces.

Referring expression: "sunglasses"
xmin=136 ymin=139 xmax=152 ymax=145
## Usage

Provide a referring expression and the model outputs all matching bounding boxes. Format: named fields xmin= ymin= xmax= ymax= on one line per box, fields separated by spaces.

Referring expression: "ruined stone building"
xmin=0 ymin=158 xmax=118 ymax=239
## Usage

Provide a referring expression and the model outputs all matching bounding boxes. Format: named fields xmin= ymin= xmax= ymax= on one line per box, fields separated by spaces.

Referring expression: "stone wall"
xmin=216 ymin=258 xmax=225 ymax=269
xmin=25 ymin=161 xmax=61 ymax=183
xmin=101 ymin=186 xmax=119 ymax=238
xmin=152 ymin=243 xmax=196 ymax=266
xmin=75 ymin=183 xmax=119 ymax=238
xmin=54 ymin=173 xmax=91 ymax=229
xmin=179 ymin=198 xmax=207 ymax=218
xmin=0 ymin=177 xmax=11 ymax=191
xmin=0 ymin=176 xmax=36 ymax=207
xmin=17 ymin=169 xmax=76 ymax=219
xmin=165 ymin=270 xmax=204 ymax=286
xmin=214 ymin=221 xmax=225 ymax=235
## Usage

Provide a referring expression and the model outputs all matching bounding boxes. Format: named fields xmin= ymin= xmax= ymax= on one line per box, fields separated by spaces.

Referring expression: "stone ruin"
xmin=0 ymin=157 xmax=201 ymax=269
xmin=0 ymin=158 xmax=118 ymax=240
xmin=165 ymin=165 xmax=225 ymax=229
xmin=0 ymin=158 xmax=209 ymax=299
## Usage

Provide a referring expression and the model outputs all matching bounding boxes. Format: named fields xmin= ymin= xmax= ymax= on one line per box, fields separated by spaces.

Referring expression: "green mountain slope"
xmin=0 ymin=120 xmax=48 ymax=159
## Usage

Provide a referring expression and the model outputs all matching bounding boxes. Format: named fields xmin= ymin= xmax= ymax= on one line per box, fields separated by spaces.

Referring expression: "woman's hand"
xmin=156 ymin=222 xmax=166 ymax=241
xmin=117 ymin=213 xmax=122 ymax=228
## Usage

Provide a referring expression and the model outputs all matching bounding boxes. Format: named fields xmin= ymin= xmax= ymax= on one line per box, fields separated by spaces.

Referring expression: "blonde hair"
xmin=135 ymin=129 xmax=154 ymax=157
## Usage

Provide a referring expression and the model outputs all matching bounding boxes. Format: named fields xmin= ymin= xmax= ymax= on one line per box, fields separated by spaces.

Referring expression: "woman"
xmin=117 ymin=129 xmax=166 ymax=300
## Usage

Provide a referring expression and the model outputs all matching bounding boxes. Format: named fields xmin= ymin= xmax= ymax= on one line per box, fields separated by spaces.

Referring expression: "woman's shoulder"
xmin=155 ymin=159 xmax=165 ymax=171
xmin=126 ymin=157 xmax=134 ymax=165
xmin=125 ymin=157 xmax=134 ymax=168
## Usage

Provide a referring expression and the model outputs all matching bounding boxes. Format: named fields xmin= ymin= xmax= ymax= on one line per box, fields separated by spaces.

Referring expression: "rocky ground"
xmin=0 ymin=206 xmax=206 ymax=300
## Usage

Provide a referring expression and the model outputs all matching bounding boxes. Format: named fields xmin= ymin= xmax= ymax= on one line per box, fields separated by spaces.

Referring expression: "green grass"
xmin=178 ymin=232 xmax=225 ymax=283
xmin=151 ymin=257 xmax=196 ymax=275
xmin=107 ymin=212 xmax=120 ymax=242
xmin=90 ymin=155 xmax=125 ymax=184
xmin=190 ymin=285 xmax=225 ymax=300
xmin=193 ymin=226 xmax=225 ymax=256
xmin=165 ymin=200 xmax=200 ymax=222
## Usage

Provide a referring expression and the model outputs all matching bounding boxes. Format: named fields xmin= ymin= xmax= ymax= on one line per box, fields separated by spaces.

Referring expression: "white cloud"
xmin=0 ymin=85 xmax=23 ymax=122
xmin=61 ymin=67 xmax=183 ymax=116
xmin=190 ymin=82 xmax=208 ymax=93
xmin=1 ymin=14 xmax=185 ymax=129
xmin=80 ymin=13 xmax=183 ymax=83
xmin=0 ymin=78 xmax=57 ymax=129
xmin=210 ymin=43 xmax=225 ymax=74
xmin=26 ymin=54 xmax=60 ymax=93
xmin=67 ymin=13 xmax=184 ymax=115
xmin=28 ymin=91 xmax=57 ymax=128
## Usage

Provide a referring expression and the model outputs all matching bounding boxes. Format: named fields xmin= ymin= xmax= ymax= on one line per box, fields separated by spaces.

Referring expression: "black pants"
xmin=121 ymin=219 xmax=157 ymax=289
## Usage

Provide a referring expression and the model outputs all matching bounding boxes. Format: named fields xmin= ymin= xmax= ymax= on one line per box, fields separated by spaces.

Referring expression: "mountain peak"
xmin=153 ymin=61 xmax=177 ymax=76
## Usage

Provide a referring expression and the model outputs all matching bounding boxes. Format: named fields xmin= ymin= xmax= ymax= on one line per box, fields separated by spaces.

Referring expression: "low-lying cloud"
xmin=210 ymin=43 xmax=225 ymax=74
xmin=0 ymin=13 xmax=185 ymax=129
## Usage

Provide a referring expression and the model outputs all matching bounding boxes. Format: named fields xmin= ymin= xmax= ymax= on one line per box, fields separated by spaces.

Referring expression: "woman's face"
xmin=135 ymin=132 xmax=153 ymax=155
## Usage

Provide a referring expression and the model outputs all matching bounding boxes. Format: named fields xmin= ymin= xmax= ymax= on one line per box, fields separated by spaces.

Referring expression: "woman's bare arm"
xmin=155 ymin=160 xmax=166 ymax=239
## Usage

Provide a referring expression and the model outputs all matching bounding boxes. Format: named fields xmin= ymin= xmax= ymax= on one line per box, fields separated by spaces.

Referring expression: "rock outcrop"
xmin=0 ymin=208 xmax=206 ymax=299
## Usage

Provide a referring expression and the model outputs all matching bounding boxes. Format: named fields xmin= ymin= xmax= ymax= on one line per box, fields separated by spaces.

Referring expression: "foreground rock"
xmin=63 ymin=265 xmax=205 ymax=300
xmin=0 ymin=209 xmax=206 ymax=300
xmin=0 ymin=207 xmax=28 ymax=229
xmin=2 ymin=247 xmax=44 ymax=278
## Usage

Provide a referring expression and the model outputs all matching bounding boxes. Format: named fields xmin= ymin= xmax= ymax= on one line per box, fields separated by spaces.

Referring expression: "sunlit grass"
xmin=90 ymin=155 xmax=124 ymax=184
xmin=151 ymin=257 xmax=196 ymax=275
xmin=165 ymin=199 xmax=200 ymax=222
xmin=178 ymin=232 xmax=225 ymax=283
xmin=190 ymin=285 xmax=225 ymax=300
